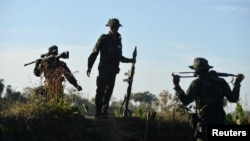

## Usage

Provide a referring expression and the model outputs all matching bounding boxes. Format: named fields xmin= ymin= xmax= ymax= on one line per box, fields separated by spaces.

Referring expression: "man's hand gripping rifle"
xmin=120 ymin=46 xmax=137 ymax=117
xmin=24 ymin=51 xmax=69 ymax=67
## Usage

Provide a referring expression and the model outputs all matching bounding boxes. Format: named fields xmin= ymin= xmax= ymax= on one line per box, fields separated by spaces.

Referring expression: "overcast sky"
xmin=0 ymin=0 xmax=249 ymax=111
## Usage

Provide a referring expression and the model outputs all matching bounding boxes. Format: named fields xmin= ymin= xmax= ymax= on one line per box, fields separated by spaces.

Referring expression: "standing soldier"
xmin=172 ymin=57 xmax=244 ymax=141
xmin=87 ymin=18 xmax=135 ymax=119
xmin=34 ymin=45 xmax=82 ymax=100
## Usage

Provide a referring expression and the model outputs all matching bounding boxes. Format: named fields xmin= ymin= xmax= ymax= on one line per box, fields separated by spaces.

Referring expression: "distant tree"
xmin=159 ymin=90 xmax=173 ymax=112
xmin=131 ymin=91 xmax=157 ymax=110
xmin=5 ymin=85 xmax=25 ymax=101
xmin=152 ymin=97 xmax=160 ymax=111
xmin=0 ymin=79 xmax=4 ymax=98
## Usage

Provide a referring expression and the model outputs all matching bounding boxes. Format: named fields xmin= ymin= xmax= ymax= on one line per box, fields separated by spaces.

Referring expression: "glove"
xmin=34 ymin=59 xmax=42 ymax=68
xmin=129 ymin=58 xmax=136 ymax=63
xmin=131 ymin=58 xmax=136 ymax=63
xmin=173 ymin=75 xmax=180 ymax=86
xmin=234 ymin=73 xmax=245 ymax=85
xmin=87 ymin=68 xmax=91 ymax=77
xmin=35 ymin=59 xmax=42 ymax=64
xmin=76 ymin=85 xmax=82 ymax=91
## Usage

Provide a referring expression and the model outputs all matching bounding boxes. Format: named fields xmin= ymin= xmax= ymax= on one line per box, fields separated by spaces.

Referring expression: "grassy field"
xmin=0 ymin=98 xmax=197 ymax=141
xmin=0 ymin=94 xmax=249 ymax=141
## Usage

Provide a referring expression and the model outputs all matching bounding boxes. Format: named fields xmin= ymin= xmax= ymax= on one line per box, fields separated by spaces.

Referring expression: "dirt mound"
xmin=0 ymin=113 xmax=194 ymax=141
xmin=0 ymin=113 xmax=147 ymax=141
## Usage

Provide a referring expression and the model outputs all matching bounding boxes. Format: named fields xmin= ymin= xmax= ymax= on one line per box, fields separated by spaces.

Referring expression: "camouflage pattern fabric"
xmin=34 ymin=59 xmax=79 ymax=100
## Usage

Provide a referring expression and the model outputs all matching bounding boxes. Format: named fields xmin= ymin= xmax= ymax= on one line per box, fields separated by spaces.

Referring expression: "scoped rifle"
xmin=120 ymin=46 xmax=137 ymax=117
xmin=24 ymin=51 xmax=69 ymax=67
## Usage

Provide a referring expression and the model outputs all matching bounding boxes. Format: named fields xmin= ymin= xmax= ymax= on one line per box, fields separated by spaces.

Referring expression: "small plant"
xmin=225 ymin=102 xmax=248 ymax=124
xmin=0 ymin=124 xmax=9 ymax=141
xmin=0 ymin=124 xmax=9 ymax=134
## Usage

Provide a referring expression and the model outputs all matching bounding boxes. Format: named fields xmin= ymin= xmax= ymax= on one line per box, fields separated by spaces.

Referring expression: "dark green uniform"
xmin=173 ymin=57 xmax=243 ymax=141
xmin=88 ymin=31 xmax=132 ymax=118
xmin=175 ymin=75 xmax=240 ymax=118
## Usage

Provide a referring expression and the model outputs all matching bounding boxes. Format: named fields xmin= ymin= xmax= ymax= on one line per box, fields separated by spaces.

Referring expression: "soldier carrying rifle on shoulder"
xmin=172 ymin=57 xmax=245 ymax=141
xmin=26 ymin=45 xmax=82 ymax=100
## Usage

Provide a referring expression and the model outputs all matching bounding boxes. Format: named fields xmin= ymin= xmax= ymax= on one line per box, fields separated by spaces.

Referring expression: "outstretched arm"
xmin=120 ymin=47 xmax=137 ymax=63
xmin=62 ymin=63 xmax=82 ymax=91
xmin=33 ymin=59 xmax=43 ymax=77
xmin=87 ymin=34 xmax=104 ymax=77
xmin=173 ymin=75 xmax=195 ymax=105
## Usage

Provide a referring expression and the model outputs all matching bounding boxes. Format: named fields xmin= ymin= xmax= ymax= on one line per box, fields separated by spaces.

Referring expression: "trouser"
xmin=195 ymin=123 xmax=207 ymax=141
xmin=95 ymin=71 xmax=117 ymax=115
xmin=35 ymin=84 xmax=64 ymax=101
xmin=195 ymin=116 xmax=225 ymax=141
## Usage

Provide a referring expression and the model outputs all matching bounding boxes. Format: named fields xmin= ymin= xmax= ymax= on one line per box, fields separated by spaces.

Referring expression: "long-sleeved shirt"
xmin=34 ymin=59 xmax=79 ymax=91
xmin=174 ymin=74 xmax=241 ymax=118
xmin=87 ymin=31 xmax=131 ymax=73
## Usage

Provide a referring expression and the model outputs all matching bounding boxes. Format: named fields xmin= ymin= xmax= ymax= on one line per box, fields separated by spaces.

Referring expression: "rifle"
xmin=120 ymin=46 xmax=137 ymax=117
xmin=24 ymin=51 xmax=69 ymax=67
xmin=172 ymin=71 xmax=237 ymax=78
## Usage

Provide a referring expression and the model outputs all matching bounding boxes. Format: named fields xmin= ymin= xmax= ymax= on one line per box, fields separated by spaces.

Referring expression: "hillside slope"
xmin=0 ymin=114 xmax=194 ymax=141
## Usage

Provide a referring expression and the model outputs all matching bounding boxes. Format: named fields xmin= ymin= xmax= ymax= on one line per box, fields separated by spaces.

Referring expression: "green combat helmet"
xmin=189 ymin=57 xmax=213 ymax=70
xmin=40 ymin=45 xmax=58 ymax=58
xmin=106 ymin=18 xmax=122 ymax=27
xmin=48 ymin=45 xmax=58 ymax=56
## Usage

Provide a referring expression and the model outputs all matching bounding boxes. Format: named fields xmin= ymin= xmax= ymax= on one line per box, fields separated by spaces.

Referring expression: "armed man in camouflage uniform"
xmin=34 ymin=45 xmax=82 ymax=100
xmin=172 ymin=57 xmax=244 ymax=141
xmin=87 ymin=18 xmax=135 ymax=119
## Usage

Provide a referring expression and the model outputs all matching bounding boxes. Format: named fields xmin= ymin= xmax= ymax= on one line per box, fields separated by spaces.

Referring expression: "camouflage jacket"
xmin=87 ymin=31 xmax=132 ymax=73
xmin=34 ymin=59 xmax=79 ymax=89
xmin=174 ymin=74 xmax=241 ymax=118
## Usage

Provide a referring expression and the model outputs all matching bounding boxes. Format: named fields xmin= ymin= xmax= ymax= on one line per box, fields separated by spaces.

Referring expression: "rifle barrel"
xmin=24 ymin=61 xmax=36 ymax=67
xmin=179 ymin=76 xmax=196 ymax=78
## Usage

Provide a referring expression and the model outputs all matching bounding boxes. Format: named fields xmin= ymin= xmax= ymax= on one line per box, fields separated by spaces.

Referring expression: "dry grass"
xmin=1 ymin=97 xmax=249 ymax=141
xmin=0 ymin=97 xmax=196 ymax=141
